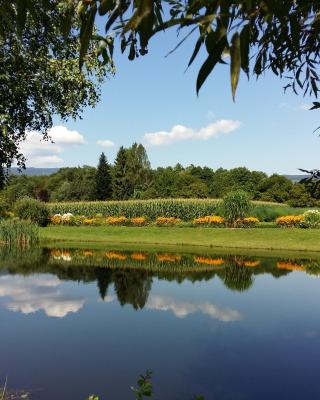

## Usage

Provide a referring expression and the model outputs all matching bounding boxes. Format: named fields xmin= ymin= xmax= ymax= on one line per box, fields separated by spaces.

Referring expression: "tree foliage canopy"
xmin=0 ymin=0 xmax=110 ymax=171
xmin=56 ymin=0 xmax=320 ymax=104
xmin=4 ymin=1 xmax=320 ymax=101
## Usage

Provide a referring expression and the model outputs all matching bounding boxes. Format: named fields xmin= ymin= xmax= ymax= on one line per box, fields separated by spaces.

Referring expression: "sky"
xmin=21 ymin=23 xmax=320 ymax=175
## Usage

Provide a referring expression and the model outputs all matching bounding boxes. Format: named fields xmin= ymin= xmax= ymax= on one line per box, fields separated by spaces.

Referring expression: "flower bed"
xmin=193 ymin=216 xmax=225 ymax=226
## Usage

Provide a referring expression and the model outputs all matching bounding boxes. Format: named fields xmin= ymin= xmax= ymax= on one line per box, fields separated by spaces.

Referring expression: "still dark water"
xmin=1 ymin=246 xmax=320 ymax=400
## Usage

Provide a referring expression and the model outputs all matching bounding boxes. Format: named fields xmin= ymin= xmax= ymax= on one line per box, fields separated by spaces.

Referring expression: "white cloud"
xmin=19 ymin=125 xmax=86 ymax=167
xmin=49 ymin=125 xmax=86 ymax=144
xmin=146 ymin=295 xmax=242 ymax=322
xmin=144 ymin=120 xmax=241 ymax=146
xmin=0 ymin=275 xmax=85 ymax=318
xmin=25 ymin=155 xmax=64 ymax=167
xmin=97 ymin=139 xmax=115 ymax=148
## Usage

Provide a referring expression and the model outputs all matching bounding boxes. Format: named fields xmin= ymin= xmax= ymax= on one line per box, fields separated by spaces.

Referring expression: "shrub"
xmin=222 ymin=190 xmax=252 ymax=227
xmin=193 ymin=216 xmax=225 ymax=226
xmin=14 ymin=197 xmax=49 ymax=227
xmin=155 ymin=217 xmax=181 ymax=226
xmin=303 ymin=210 xmax=320 ymax=228
xmin=275 ymin=215 xmax=304 ymax=227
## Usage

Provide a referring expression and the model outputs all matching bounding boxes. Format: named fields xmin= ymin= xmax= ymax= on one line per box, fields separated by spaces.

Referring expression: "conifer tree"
xmin=112 ymin=146 xmax=130 ymax=200
xmin=95 ymin=153 xmax=112 ymax=200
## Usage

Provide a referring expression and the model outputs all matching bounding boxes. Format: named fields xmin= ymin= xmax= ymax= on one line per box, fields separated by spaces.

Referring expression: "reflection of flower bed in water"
xmin=46 ymin=248 xmax=320 ymax=275
xmin=194 ymin=257 xmax=224 ymax=266
xmin=1 ymin=248 xmax=320 ymax=302
xmin=156 ymin=254 xmax=182 ymax=263
xmin=2 ymin=247 xmax=319 ymax=280
xmin=277 ymin=261 xmax=306 ymax=271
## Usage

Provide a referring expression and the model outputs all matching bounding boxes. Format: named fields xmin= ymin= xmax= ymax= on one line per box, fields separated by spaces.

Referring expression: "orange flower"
xmin=194 ymin=256 xmax=224 ymax=265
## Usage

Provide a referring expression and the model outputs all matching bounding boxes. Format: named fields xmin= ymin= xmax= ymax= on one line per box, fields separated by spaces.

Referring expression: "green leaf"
xmin=240 ymin=24 xmax=250 ymax=77
xmin=187 ymin=36 xmax=204 ymax=68
xmin=197 ymin=55 xmax=217 ymax=95
xmin=98 ymin=0 xmax=115 ymax=16
xmin=196 ymin=35 xmax=226 ymax=95
xmin=79 ymin=3 xmax=97 ymax=68
xmin=230 ymin=32 xmax=241 ymax=101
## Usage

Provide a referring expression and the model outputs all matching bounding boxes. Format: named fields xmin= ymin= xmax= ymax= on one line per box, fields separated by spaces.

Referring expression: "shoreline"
xmin=40 ymin=226 xmax=320 ymax=253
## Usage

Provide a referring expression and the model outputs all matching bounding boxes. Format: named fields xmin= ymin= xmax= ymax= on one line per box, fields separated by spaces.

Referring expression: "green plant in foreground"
xmin=0 ymin=377 xmax=7 ymax=400
xmin=222 ymin=191 xmax=252 ymax=227
xmin=0 ymin=220 xmax=39 ymax=246
xmin=14 ymin=197 xmax=50 ymax=227
xmin=87 ymin=371 xmax=203 ymax=399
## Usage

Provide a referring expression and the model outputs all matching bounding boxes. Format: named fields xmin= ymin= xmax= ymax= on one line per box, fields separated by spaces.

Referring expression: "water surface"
xmin=0 ymin=247 xmax=320 ymax=399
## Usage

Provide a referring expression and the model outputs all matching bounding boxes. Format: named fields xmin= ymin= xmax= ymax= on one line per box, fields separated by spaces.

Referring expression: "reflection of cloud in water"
xmin=0 ymin=275 xmax=85 ymax=317
xmin=101 ymin=295 xmax=115 ymax=303
xmin=146 ymin=295 xmax=242 ymax=322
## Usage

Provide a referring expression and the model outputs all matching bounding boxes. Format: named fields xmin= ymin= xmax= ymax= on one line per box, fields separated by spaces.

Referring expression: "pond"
xmin=0 ymin=246 xmax=320 ymax=399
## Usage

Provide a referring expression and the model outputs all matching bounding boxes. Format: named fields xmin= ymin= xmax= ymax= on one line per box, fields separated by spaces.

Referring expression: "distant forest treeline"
xmin=1 ymin=143 xmax=319 ymax=207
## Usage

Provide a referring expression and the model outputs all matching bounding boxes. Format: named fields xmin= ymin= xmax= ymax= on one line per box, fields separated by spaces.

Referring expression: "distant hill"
xmin=283 ymin=175 xmax=309 ymax=183
xmin=7 ymin=168 xmax=311 ymax=182
xmin=9 ymin=167 xmax=59 ymax=176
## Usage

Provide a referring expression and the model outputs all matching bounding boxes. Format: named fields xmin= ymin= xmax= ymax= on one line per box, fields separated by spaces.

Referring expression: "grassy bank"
xmin=40 ymin=226 xmax=320 ymax=252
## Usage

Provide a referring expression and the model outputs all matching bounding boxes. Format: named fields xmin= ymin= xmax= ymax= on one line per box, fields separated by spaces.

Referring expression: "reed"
xmin=0 ymin=220 xmax=39 ymax=247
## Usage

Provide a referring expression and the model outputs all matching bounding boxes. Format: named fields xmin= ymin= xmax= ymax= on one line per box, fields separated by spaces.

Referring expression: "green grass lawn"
xmin=40 ymin=226 xmax=320 ymax=252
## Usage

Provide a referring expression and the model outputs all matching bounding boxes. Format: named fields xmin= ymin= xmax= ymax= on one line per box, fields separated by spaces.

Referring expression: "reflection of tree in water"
xmin=96 ymin=268 xmax=113 ymax=300
xmin=113 ymin=269 xmax=152 ymax=310
xmin=1 ymin=247 xmax=320 ymax=306
xmin=221 ymin=263 xmax=254 ymax=292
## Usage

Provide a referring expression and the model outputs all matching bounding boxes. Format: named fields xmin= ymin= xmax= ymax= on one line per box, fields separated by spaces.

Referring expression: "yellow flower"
xmin=193 ymin=216 xmax=225 ymax=225
xmin=131 ymin=217 xmax=148 ymax=226
xmin=276 ymin=215 xmax=304 ymax=227
xmin=106 ymin=216 xmax=128 ymax=225
xmin=83 ymin=218 xmax=94 ymax=225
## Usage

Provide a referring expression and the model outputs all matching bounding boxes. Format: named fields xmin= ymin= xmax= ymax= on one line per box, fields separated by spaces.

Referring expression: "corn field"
xmin=48 ymin=199 xmax=221 ymax=221
xmin=47 ymin=199 xmax=312 ymax=222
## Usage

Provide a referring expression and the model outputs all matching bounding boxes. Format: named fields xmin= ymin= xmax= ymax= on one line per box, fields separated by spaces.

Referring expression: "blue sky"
xmin=22 ymin=25 xmax=320 ymax=174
